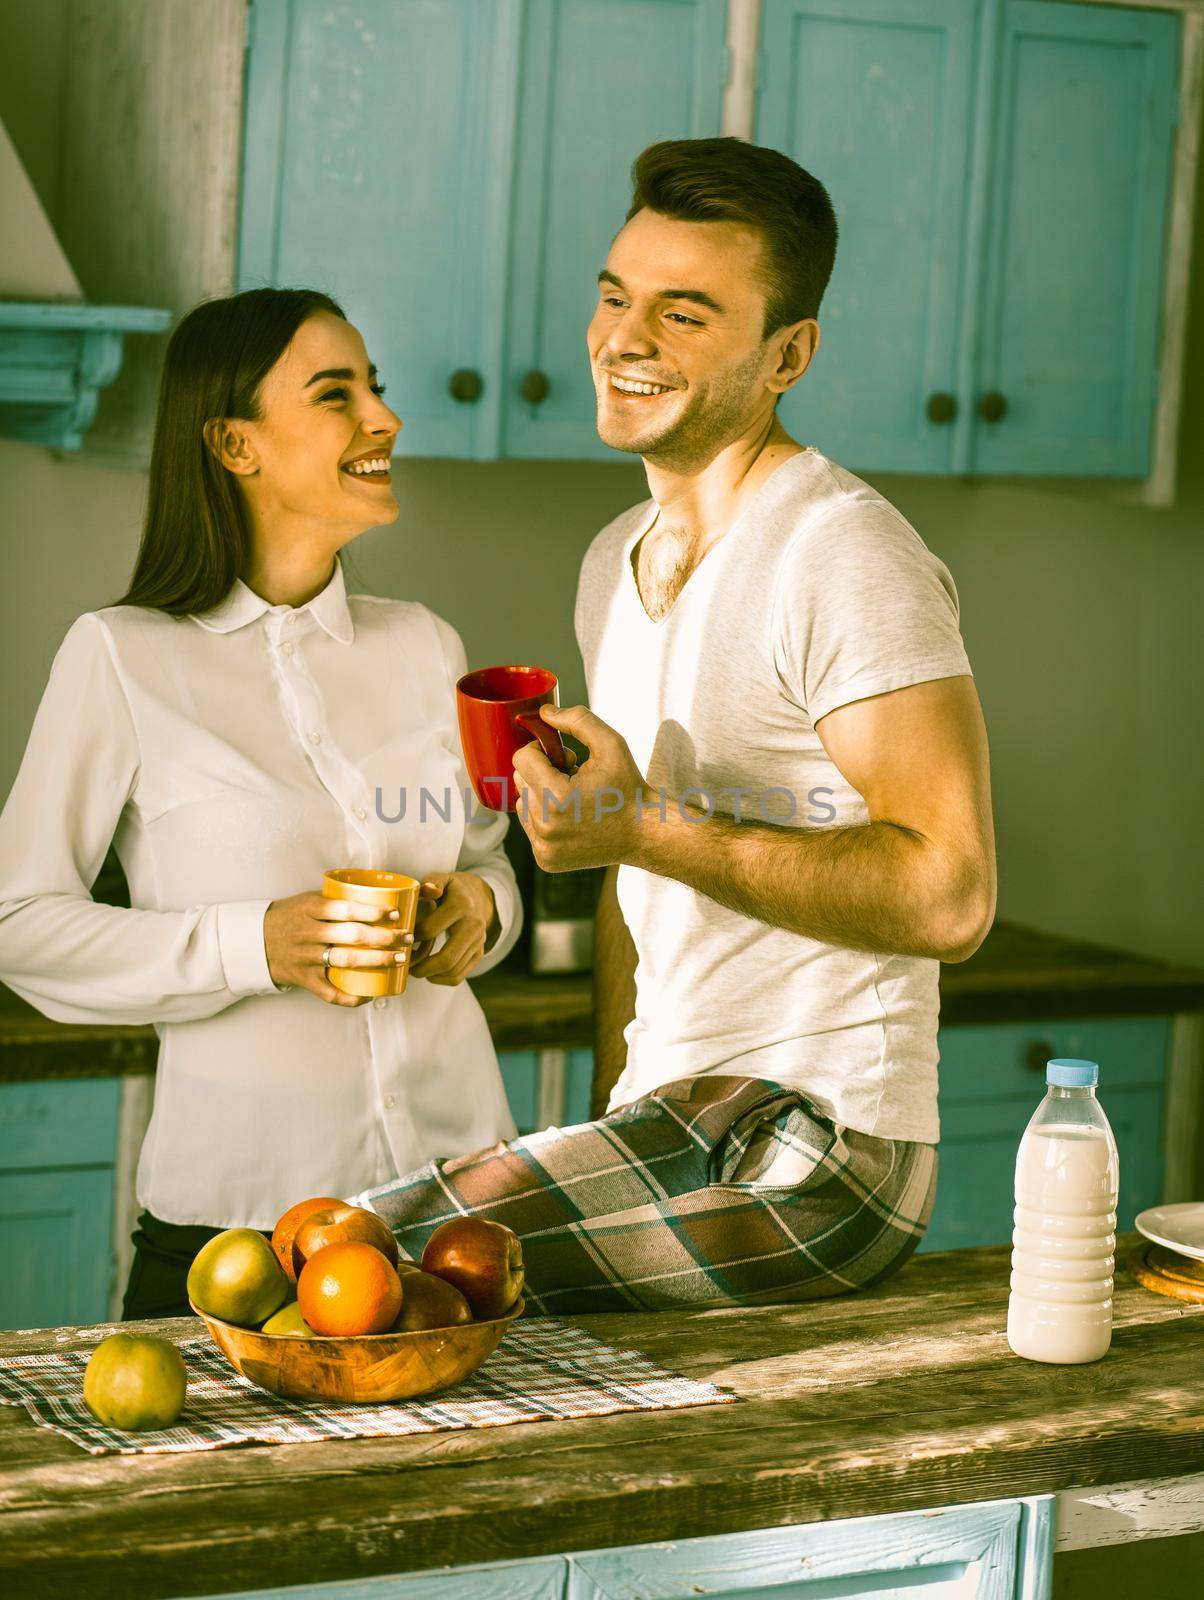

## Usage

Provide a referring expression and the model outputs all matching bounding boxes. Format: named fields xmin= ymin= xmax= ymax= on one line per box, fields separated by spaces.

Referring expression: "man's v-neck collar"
xmin=623 ymin=448 xmax=817 ymax=627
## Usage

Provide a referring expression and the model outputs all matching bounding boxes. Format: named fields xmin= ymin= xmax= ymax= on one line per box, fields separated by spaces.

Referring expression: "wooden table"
xmin=1 ymin=1237 xmax=1201 ymax=1599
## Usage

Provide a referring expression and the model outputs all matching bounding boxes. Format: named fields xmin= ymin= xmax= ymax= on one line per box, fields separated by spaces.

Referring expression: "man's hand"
xmin=511 ymin=705 xmax=647 ymax=872
xmin=408 ymin=872 xmax=497 ymax=985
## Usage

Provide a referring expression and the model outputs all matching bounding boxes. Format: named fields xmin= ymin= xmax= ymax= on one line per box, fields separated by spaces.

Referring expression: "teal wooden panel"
xmin=498 ymin=1050 xmax=540 ymax=1134
xmin=1018 ymin=1496 xmax=1056 ymax=1600
xmin=239 ymin=0 xmax=520 ymax=459
xmin=972 ymin=0 xmax=1179 ymax=475
xmin=186 ymin=1501 xmax=1057 ymax=1600
xmin=504 ymin=0 xmax=728 ymax=460
xmin=0 ymin=1167 xmax=115 ymax=1330
xmin=937 ymin=1014 xmax=1170 ymax=1102
xmin=920 ymin=1081 xmax=1165 ymax=1253
xmin=193 ymin=1552 xmax=567 ymax=1598
xmin=565 ymin=1048 xmax=594 ymax=1125
xmin=568 ymin=1498 xmax=1029 ymax=1599
xmin=0 ymin=1078 xmax=122 ymax=1171
xmin=757 ymin=0 xmax=982 ymax=473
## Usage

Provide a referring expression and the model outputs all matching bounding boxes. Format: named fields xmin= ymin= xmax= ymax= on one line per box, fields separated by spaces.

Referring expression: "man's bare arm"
xmin=516 ymin=676 xmax=996 ymax=964
xmin=635 ymin=676 xmax=996 ymax=962
xmin=590 ymin=863 xmax=637 ymax=1118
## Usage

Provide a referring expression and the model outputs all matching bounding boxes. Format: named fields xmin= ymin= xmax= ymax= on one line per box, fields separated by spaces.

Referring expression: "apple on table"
xmin=292 ymin=1204 xmax=400 ymax=1277
xmin=421 ymin=1217 xmax=525 ymax=1320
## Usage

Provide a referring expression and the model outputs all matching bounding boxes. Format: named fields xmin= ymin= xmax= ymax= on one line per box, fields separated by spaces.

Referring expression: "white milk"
xmin=1007 ymin=1076 xmax=1119 ymax=1364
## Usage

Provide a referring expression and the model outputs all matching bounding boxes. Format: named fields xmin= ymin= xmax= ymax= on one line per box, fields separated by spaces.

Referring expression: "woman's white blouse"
xmin=0 ymin=560 xmax=523 ymax=1228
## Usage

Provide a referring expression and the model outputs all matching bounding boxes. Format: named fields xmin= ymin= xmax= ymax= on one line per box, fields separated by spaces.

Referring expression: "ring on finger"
xmin=323 ymin=946 xmax=333 ymax=973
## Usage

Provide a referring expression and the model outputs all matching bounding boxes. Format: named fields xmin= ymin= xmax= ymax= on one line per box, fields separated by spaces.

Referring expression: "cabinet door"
xmin=205 ymin=1552 xmax=567 ymax=1598
xmin=565 ymin=1048 xmax=594 ymax=1125
xmin=757 ymin=0 xmax=982 ymax=472
xmin=0 ymin=1078 xmax=122 ymax=1330
xmin=239 ymin=0 xmax=520 ymax=459
xmin=919 ymin=1015 xmax=1170 ymax=1254
xmin=503 ymin=0 xmax=728 ymax=460
xmin=569 ymin=1498 xmax=1036 ymax=1599
xmin=499 ymin=1049 xmax=542 ymax=1134
xmin=972 ymin=1 xmax=1178 ymax=476
xmin=0 ymin=1169 xmax=116 ymax=1330
xmin=498 ymin=1049 xmax=597 ymax=1135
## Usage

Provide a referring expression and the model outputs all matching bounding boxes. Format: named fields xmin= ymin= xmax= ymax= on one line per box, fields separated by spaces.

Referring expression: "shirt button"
xmin=355 ymin=806 xmax=367 ymax=820
xmin=309 ymin=731 xmax=322 ymax=745
xmin=384 ymin=1093 xmax=395 ymax=1108
xmin=374 ymin=998 xmax=387 ymax=1011
xmin=283 ymin=612 xmax=295 ymax=625
xmin=281 ymin=642 xmax=293 ymax=656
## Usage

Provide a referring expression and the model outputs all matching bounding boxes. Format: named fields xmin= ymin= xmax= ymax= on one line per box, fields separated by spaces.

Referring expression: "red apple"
xmin=269 ymin=1195 xmax=342 ymax=1283
xmin=293 ymin=1204 xmax=399 ymax=1276
xmin=420 ymin=1217 xmax=524 ymax=1319
xmin=389 ymin=1267 xmax=474 ymax=1331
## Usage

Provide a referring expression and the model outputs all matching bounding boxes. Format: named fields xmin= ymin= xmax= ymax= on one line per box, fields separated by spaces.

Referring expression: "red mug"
xmin=456 ymin=665 xmax=569 ymax=813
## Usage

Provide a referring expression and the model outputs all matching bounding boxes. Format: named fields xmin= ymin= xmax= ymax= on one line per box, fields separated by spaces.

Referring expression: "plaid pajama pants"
xmin=353 ymin=1075 xmax=938 ymax=1316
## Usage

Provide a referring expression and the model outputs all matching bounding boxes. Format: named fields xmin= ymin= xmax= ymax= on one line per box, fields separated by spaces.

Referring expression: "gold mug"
xmin=321 ymin=869 xmax=420 ymax=998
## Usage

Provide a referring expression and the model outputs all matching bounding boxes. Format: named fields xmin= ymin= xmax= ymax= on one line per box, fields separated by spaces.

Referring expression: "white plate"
xmin=1135 ymin=1203 xmax=1204 ymax=1261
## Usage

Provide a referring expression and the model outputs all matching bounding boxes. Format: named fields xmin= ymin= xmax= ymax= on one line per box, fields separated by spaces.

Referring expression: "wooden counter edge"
xmin=1 ymin=916 xmax=1202 ymax=1078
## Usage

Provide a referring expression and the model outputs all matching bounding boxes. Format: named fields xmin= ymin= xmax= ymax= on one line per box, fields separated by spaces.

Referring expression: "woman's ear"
xmin=202 ymin=417 xmax=259 ymax=476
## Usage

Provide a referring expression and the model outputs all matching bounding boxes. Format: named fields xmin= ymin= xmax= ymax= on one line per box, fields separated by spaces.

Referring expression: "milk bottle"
xmin=1007 ymin=1058 xmax=1119 ymax=1363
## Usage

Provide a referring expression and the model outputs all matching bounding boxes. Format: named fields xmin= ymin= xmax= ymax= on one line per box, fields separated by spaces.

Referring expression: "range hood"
xmin=0 ymin=118 xmax=169 ymax=450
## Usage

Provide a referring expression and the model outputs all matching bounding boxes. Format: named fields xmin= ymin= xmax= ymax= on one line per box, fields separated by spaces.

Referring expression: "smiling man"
xmin=361 ymin=139 xmax=995 ymax=1315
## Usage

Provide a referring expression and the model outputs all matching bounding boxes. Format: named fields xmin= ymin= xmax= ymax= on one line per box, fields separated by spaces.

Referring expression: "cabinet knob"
xmin=926 ymin=392 xmax=958 ymax=425
xmin=1025 ymin=1041 xmax=1057 ymax=1074
xmin=978 ymin=391 xmax=1007 ymax=424
xmin=521 ymin=369 xmax=550 ymax=405
xmin=448 ymin=369 xmax=483 ymax=404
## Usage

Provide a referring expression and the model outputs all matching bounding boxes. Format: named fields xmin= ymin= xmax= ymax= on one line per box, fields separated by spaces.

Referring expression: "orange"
xmin=270 ymin=1196 xmax=342 ymax=1283
xmin=296 ymin=1242 xmax=403 ymax=1336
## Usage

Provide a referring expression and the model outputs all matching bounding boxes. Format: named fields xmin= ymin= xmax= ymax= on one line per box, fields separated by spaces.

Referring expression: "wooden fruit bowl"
xmin=189 ymin=1297 xmax=525 ymax=1403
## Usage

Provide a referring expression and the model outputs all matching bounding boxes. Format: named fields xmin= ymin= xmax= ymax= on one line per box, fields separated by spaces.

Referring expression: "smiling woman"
xmin=108 ymin=290 xmax=395 ymax=617
xmin=0 ymin=287 xmax=525 ymax=1318
xmin=202 ymin=311 xmax=404 ymax=572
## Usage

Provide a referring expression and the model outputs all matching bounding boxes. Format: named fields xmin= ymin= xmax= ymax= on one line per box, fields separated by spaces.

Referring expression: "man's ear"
xmin=767 ymin=318 xmax=820 ymax=397
xmin=202 ymin=417 xmax=259 ymax=477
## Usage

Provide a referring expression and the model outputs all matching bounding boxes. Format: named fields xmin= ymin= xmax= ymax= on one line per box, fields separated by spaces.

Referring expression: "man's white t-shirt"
xmin=575 ymin=448 xmax=973 ymax=1145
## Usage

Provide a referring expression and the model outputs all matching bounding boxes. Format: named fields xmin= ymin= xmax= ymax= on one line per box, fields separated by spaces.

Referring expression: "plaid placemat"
xmin=0 ymin=1319 xmax=736 ymax=1456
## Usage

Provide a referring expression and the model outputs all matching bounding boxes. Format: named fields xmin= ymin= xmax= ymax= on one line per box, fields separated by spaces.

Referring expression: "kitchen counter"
xmin=1 ymin=918 xmax=1202 ymax=1080
xmin=0 ymin=1235 xmax=1201 ymax=1598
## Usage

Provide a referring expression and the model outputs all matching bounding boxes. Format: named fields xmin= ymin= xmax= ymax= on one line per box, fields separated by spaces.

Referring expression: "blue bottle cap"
xmin=1046 ymin=1058 xmax=1099 ymax=1088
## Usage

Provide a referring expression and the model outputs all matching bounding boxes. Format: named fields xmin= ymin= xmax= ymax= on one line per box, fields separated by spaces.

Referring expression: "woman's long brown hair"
xmin=110 ymin=287 xmax=347 ymax=616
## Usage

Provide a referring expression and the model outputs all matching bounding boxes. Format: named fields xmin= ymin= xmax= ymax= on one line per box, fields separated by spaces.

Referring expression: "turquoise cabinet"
xmin=191 ymin=1495 xmax=1054 ymax=1598
xmin=497 ymin=1048 xmax=595 ymax=1134
xmin=568 ymin=1497 xmax=1051 ymax=1599
xmin=241 ymin=0 xmax=1181 ymax=474
xmin=0 ymin=1078 xmax=121 ymax=1330
xmin=503 ymin=0 xmax=728 ymax=459
xmin=240 ymin=0 xmax=520 ymax=459
xmin=919 ymin=1014 xmax=1169 ymax=1254
xmin=240 ymin=0 xmax=726 ymax=462
xmin=758 ymin=0 xmax=1180 ymax=478
xmin=564 ymin=1047 xmax=594 ymax=1125
xmin=499 ymin=1049 xmax=542 ymax=1134
xmin=201 ymin=1553 xmax=568 ymax=1598
xmin=757 ymin=0 xmax=981 ymax=473
xmin=974 ymin=1 xmax=1179 ymax=476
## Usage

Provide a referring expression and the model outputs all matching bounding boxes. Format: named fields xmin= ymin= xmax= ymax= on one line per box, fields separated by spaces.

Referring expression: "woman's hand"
xmin=408 ymin=872 xmax=497 ymax=986
xmin=263 ymin=891 xmax=415 ymax=1007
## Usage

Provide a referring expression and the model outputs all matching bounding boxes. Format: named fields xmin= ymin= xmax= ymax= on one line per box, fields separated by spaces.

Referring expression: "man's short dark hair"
xmin=626 ymin=137 xmax=838 ymax=336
